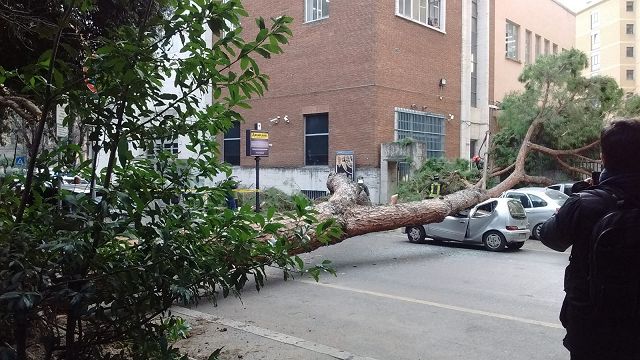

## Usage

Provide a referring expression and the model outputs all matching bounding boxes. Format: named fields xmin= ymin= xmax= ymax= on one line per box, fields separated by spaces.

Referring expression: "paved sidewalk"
xmin=173 ymin=306 xmax=378 ymax=360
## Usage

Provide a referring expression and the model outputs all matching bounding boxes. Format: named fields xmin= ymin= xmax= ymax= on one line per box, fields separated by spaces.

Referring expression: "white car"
xmin=500 ymin=187 xmax=569 ymax=239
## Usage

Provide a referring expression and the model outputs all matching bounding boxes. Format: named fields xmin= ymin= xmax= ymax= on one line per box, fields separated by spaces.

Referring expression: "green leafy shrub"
xmin=0 ymin=1 xmax=341 ymax=359
xmin=396 ymin=159 xmax=481 ymax=202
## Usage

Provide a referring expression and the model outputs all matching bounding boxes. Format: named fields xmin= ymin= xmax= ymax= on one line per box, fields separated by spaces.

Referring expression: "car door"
xmin=425 ymin=209 xmax=470 ymax=241
xmin=525 ymin=193 xmax=551 ymax=226
xmin=466 ymin=200 xmax=498 ymax=243
xmin=505 ymin=192 xmax=534 ymax=226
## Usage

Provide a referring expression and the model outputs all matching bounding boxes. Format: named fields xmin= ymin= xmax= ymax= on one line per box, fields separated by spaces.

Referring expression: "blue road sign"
xmin=15 ymin=156 xmax=26 ymax=167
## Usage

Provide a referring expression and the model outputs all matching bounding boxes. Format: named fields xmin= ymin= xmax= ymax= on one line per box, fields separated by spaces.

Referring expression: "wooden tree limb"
xmin=286 ymin=174 xmax=491 ymax=255
xmin=0 ymin=97 xmax=36 ymax=122
xmin=490 ymin=164 xmax=515 ymax=177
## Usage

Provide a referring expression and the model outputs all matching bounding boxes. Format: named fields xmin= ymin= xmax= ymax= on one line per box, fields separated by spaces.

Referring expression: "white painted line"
xmin=299 ymin=280 xmax=564 ymax=330
xmin=173 ymin=306 xmax=381 ymax=360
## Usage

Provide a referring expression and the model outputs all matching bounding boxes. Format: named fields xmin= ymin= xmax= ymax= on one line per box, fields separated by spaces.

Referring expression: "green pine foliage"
xmin=492 ymin=49 xmax=623 ymax=174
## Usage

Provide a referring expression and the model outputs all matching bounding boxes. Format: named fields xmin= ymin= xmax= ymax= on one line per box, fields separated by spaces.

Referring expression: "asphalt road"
xmin=185 ymin=231 xmax=572 ymax=360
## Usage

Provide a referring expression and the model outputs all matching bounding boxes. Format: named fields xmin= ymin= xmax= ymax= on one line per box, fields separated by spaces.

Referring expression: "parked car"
xmin=500 ymin=187 xmax=569 ymax=239
xmin=404 ymin=198 xmax=530 ymax=251
xmin=547 ymin=182 xmax=576 ymax=196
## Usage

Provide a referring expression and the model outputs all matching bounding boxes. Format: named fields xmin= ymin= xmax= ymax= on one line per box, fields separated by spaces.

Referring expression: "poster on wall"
xmin=335 ymin=150 xmax=354 ymax=181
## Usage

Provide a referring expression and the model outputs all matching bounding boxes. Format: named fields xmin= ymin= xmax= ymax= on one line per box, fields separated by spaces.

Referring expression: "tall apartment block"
xmin=577 ymin=0 xmax=638 ymax=93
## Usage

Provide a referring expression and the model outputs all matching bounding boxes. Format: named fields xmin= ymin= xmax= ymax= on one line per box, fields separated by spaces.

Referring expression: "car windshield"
xmin=544 ymin=189 xmax=569 ymax=205
xmin=507 ymin=200 xmax=527 ymax=219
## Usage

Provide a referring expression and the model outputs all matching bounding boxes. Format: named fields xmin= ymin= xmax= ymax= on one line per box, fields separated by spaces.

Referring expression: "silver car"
xmin=500 ymin=187 xmax=569 ymax=239
xmin=404 ymin=198 xmax=530 ymax=251
xmin=547 ymin=182 xmax=576 ymax=196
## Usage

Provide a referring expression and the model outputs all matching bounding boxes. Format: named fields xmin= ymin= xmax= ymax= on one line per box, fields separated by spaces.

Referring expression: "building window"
xmin=395 ymin=108 xmax=445 ymax=158
xmin=591 ymin=11 xmax=599 ymax=29
xmin=535 ymin=34 xmax=542 ymax=60
xmin=525 ymin=30 xmax=532 ymax=64
xmin=553 ymin=43 xmax=558 ymax=54
xmin=469 ymin=139 xmax=478 ymax=159
xmin=544 ymin=39 xmax=550 ymax=54
xmin=471 ymin=0 xmax=478 ymax=107
xmin=505 ymin=21 xmax=519 ymax=60
xmin=397 ymin=0 xmax=445 ymax=31
xmin=627 ymin=69 xmax=635 ymax=80
xmin=591 ymin=32 xmax=600 ymax=50
xmin=627 ymin=23 xmax=635 ymax=34
xmin=305 ymin=0 xmax=329 ymax=23
xmin=627 ymin=1 xmax=634 ymax=11
xmin=591 ymin=54 xmax=600 ymax=71
xmin=628 ymin=46 xmax=635 ymax=57
xmin=147 ymin=140 xmax=179 ymax=162
xmin=223 ymin=121 xmax=240 ymax=166
xmin=305 ymin=113 xmax=329 ymax=166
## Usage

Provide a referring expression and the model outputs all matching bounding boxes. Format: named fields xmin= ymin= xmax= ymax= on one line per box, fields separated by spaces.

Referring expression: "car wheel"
xmin=531 ymin=223 xmax=543 ymax=240
xmin=406 ymin=226 xmax=426 ymax=244
xmin=507 ymin=241 xmax=525 ymax=250
xmin=483 ymin=231 xmax=507 ymax=252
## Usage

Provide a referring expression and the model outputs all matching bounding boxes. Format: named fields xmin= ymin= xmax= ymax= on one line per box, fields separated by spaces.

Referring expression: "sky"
xmin=556 ymin=0 xmax=591 ymax=12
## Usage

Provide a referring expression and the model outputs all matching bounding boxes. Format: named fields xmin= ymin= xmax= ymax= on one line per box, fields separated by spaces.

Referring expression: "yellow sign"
xmin=251 ymin=132 xmax=269 ymax=140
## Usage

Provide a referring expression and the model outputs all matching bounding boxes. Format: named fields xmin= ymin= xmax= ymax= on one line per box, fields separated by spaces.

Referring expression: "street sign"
xmin=15 ymin=156 xmax=26 ymax=167
xmin=56 ymin=105 xmax=68 ymax=138
xmin=246 ymin=130 xmax=269 ymax=157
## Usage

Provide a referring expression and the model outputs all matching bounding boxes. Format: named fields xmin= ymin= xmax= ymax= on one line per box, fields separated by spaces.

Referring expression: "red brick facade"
xmin=228 ymin=0 xmax=462 ymax=169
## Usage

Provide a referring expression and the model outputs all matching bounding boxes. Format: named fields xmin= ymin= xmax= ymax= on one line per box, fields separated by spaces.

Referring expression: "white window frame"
xmin=525 ymin=30 xmax=532 ymax=65
xmin=396 ymin=0 xmax=447 ymax=33
xmin=591 ymin=53 xmax=600 ymax=71
xmin=591 ymin=11 xmax=599 ymax=29
xmin=544 ymin=39 xmax=550 ymax=55
xmin=505 ymin=20 xmax=520 ymax=61
xmin=305 ymin=0 xmax=329 ymax=23
xmin=591 ymin=31 xmax=600 ymax=50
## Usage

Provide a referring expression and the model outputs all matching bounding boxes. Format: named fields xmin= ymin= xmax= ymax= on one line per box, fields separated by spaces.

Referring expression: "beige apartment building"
xmin=576 ymin=0 xmax=638 ymax=93
xmin=457 ymin=0 xmax=574 ymax=167
xmin=492 ymin=0 xmax=576 ymax=104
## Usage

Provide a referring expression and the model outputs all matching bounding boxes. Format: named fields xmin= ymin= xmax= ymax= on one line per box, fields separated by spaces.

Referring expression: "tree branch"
xmin=490 ymin=163 xmax=515 ymax=177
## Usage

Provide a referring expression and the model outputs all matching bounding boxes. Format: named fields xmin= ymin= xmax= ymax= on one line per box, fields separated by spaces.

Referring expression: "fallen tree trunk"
xmin=286 ymin=173 xmax=509 ymax=255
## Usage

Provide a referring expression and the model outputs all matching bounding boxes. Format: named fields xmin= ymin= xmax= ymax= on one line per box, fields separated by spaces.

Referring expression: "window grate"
xmin=395 ymin=108 xmax=445 ymax=158
xmin=301 ymin=190 xmax=328 ymax=200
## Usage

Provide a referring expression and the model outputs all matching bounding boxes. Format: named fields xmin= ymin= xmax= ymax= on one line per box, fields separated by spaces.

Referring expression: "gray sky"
xmin=556 ymin=0 xmax=590 ymax=12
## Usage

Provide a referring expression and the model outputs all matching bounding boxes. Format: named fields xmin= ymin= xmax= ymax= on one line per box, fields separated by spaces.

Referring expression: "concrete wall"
xmin=460 ymin=0 xmax=491 ymax=161
xmin=213 ymin=166 xmax=381 ymax=204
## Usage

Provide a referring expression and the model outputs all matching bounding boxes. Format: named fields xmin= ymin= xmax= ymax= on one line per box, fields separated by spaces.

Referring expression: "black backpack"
xmin=588 ymin=186 xmax=640 ymax=321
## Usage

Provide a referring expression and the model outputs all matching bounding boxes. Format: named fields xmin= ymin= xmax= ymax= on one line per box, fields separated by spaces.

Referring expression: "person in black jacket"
xmin=540 ymin=118 xmax=640 ymax=359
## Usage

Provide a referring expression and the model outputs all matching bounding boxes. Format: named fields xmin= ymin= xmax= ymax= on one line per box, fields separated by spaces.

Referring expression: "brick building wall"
xmin=230 ymin=0 xmax=463 ymax=170
xmin=373 ymin=0 xmax=462 ymax=158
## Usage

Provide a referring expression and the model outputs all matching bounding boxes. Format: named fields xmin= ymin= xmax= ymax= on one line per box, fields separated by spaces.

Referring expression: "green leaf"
xmin=240 ymin=57 xmax=249 ymax=71
xmin=38 ymin=49 xmax=53 ymax=67
xmin=117 ymin=137 xmax=132 ymax=168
